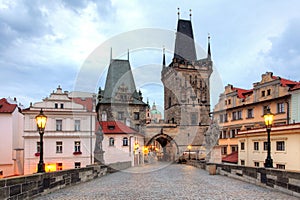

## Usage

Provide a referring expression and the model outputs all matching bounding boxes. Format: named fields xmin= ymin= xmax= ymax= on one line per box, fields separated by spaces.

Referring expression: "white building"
xmin=291 ymin=84 xmax=300 ymax=123
xmin=0 ymin=98 xmax=24 ymax=178
xmin=97 ymin=121 xmax=145 ymax=166
xmin=23 ymin=86 xmax=96 ymax=174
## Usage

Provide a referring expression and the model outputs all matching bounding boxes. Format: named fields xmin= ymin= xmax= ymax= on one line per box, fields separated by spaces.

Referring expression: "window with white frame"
xmin=241 ymin=142 xmax=245 ymax=150
xmin=276 ymin=141 xmax=285 ymax=151
xmin=232 ymin=112 xmax=237 ymax=120
xmin=56 ymin=141 xmax=63 ymax=153
xmin=247 ymin=108 xmax=253 ymax=118
xmin=224 ymin=113 xmax=228 ymax=122
xmin=237 ymin=110 xmax=242 ymax=120
xmin=254 ymin=142 xmax=259 ymax=151
xmin=241 ymin=160 xmax=245 ymax=166
xmin=74 ymin=141 xmax=81 ymax=152
xmin=263 ymin=141 xmax=268 ymax=151
xmin=123 ymin=137 xmax=128 ymax=146
xmin=56 ymin=120 xmax=62 ymax=131
xmin=109 ymin=137 xmax=114 ymax=146
xmin=75 ymin=120 xmax=80 ymax=131
xmin=230 ymin=129 xmax=236 ymax=138
xmin=277 ymin=103 xmax=285 ymax=113
xmin=221 ymin=146 xmax=227 ymax=155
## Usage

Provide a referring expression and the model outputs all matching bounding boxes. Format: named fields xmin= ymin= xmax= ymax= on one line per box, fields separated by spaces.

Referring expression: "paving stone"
xmin=35 ymin=162 xmax=299 ymax=200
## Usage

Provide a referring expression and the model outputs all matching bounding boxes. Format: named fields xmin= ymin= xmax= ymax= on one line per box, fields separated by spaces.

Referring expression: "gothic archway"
xmin=146 ymin=132 xmax=179 ymax=162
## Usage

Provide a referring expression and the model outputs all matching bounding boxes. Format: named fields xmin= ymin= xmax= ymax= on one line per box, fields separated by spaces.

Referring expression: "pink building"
xmin=0 ymin=98 xmax=24 ymax=178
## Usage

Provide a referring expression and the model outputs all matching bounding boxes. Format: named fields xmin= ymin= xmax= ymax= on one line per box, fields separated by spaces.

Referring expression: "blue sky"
xmin=1 ymin=0 xmax=300 ymax=112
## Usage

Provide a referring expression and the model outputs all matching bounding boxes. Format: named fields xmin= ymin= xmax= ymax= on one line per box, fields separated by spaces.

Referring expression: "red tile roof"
xmin=290 ymin=83 xmax=300 ymax=91
xmin=71 ymin=97 xmax=93 ymax=111
xmin=222 ymin=151 xmax=238 ymax=164
xmin=232 ymin=87 xmax=250 ymax=99
xmin=96 ymin=121 xmax=138 ymax=134
xmin=0 ymin=98 xmax=17 ymax=113
xmin=272 ymin=76 xmax=299 ymax=87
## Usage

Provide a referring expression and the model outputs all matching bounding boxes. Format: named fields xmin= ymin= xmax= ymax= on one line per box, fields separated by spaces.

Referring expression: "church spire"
xmin=162 ymin=47 xmax=166 ymax=68
xmin=207 ymin=33 xmax=211 ymax=60
xmin=173 ymin=10 xmax=197 ymax=62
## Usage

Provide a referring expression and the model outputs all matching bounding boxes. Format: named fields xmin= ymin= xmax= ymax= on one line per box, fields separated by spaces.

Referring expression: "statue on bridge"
xmin=204 ymin=122 xmax=221 ymax=163
xmin=94 ymin=124 xmax=105 ymax=164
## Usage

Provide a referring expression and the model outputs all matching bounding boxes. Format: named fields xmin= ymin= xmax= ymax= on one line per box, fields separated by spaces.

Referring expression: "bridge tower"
xmin=152 ymin=10 xmax=213 ymax=159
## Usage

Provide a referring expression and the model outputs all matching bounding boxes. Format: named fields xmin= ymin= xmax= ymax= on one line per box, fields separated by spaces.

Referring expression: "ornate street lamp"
xmin=188 ymin=145 xmax=192 ymax=160
xmin=264 ymin=107 xmax=274 ymax=168
xmin=35 ymin=109 xmax=47 ymax=173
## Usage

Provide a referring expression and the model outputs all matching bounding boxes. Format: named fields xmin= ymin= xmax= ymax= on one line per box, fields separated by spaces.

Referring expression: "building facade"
xmin=97 ymin=121 xmax=144 ymax=166
xmin=237 ymin=123 xmax=300 ymax=170
xmin=23 ymin=86 xmax=96 ymax=174
xmin=213 ymin=72 xmax=299 ymax=160
xmin=0 ymin=98 xmax=24 ymax=178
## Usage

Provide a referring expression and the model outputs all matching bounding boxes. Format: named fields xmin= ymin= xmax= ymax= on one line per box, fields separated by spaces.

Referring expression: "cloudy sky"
xmin=1 ymin=0 xmax=300 ymax=112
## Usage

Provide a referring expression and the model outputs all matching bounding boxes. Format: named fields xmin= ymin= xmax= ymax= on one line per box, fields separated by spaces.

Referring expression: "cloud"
xmin=263 ymin=19 xmax=300 ymax=81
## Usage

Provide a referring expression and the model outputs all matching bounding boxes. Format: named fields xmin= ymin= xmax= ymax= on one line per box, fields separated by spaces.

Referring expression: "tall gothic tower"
xmin=161 ymin=14 xmax=213 ymax=127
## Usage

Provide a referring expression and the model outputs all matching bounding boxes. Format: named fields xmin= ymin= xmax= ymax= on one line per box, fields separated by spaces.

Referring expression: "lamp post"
xmin=35 ymin=109 xmax=47 ymax=173
xmin=264 ymin=107 xmax=274 ymax=168
xmin=188 ymin=145 xmax=192 ymax=160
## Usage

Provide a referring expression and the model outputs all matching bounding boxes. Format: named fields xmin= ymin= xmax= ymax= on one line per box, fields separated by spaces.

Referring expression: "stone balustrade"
xmin=187 ymin=160 xmax=300 ymax=198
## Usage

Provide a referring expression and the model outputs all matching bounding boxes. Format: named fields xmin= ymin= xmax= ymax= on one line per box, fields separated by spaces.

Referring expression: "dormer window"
xmin=55 ymin=103 xmax=58 ymax=109
xmin=261 ymin=91 xmax=265 ymax=97
xmin=108 ymin=125 xmax=115 ymax=130
xmin=60 ymin=103 xmax=64 ymax=109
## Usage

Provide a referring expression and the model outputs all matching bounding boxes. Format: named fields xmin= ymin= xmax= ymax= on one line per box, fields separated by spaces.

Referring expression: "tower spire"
xmin=207 ymin=33 xmax=211 ymax=60
xmin=127 ymin=49 xmax=129 ymax=60
xmin=189 ymin=9 xmax=192 ymax=21
xmin=177 ymin=8 xmax=180 ymax=19
xmin=162 ymin=47 xmax=166 ymax=68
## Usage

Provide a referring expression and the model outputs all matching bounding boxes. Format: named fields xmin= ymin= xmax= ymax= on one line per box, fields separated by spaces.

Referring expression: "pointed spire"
xmin=127 ymin=49 xmax=129 ymax=60
xmin=189 ymin=9 xmax=192 ymax=21
xmin=177 ymin=8 xmax=180 ymax=19
xmin=207 ymin=33 xmax=211 ymax=60
xmin=162 ymin=47 xmax=166 ymax=68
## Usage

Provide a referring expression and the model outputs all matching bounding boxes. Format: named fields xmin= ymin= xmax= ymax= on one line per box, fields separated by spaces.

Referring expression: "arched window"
xmin=123 ymin=137 xmax=128 ymax=146
xmin=102 ymin=111 xmax=107 ymax=121
xmin=109 ymin=137 xmax=114 ymax=146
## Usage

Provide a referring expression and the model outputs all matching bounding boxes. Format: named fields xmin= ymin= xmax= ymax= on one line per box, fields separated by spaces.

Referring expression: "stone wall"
xmin=0 ymin=164 xmax=107 ymax=200
xmin=107 ymin=161 xmax=132 ymax=173
xmin=187 ymin=160 xmax=300 ymax=198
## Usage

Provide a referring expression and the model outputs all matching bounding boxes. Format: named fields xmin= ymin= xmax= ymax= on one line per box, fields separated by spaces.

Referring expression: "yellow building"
xmin=237 ymin=123 xmax=300 ymax=170
xmin=213 ymin=72 xmax=299 ymax=160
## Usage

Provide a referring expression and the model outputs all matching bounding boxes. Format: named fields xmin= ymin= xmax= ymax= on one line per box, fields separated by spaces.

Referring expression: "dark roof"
xmin=0 ymin=98 xmax=17 ymax=113
xmin=101 ymin=59 xmax=145 ymax=105
xmin=174 ymin=19 xmax=197 ymax=61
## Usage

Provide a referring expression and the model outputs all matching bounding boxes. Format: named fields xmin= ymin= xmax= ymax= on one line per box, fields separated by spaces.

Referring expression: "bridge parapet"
xmin=187 ymin=160 xmax=300 ymax=198
xmin=0 ymin=161 xmax=130 ymax=200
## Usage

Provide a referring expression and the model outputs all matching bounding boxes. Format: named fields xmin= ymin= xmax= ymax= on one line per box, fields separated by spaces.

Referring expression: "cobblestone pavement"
xmin=36 ymin=163 xmax=298 ymax=200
